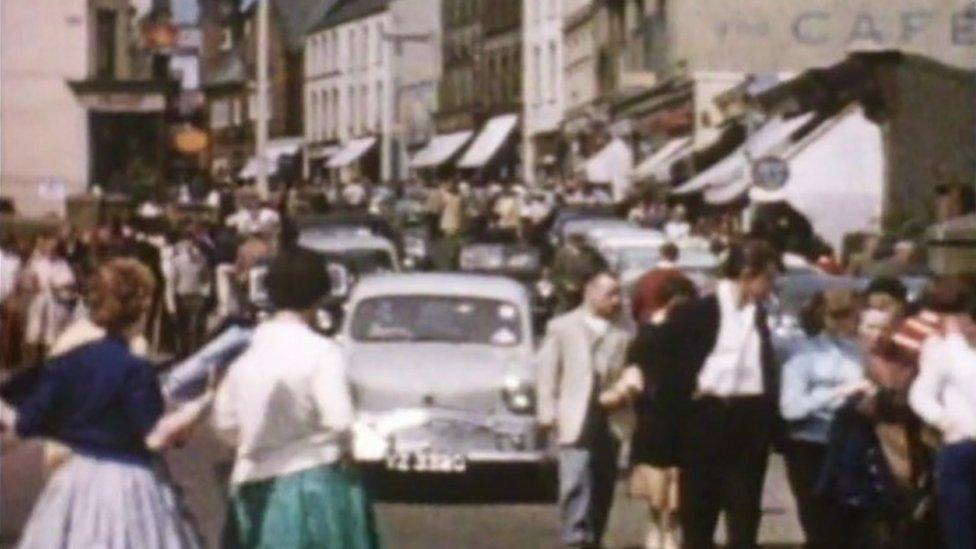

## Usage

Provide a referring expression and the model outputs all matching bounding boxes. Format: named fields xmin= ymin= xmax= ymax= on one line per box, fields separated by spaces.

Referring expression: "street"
xmin=3 ymin=425 xmax=804 ymax=548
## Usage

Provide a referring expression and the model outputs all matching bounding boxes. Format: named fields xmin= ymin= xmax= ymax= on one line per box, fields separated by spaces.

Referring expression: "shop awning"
xmin=584 ymin=138 xmax=634 ymax=201
xmin=327 ymin=137 xmax=377 ymax=169
xmin=671 ymin=113 xmax=815 ymax=196
xmin=457 ymin=114 xmax=518 ymax=169
xmin=409 ymin=131 xmax=473 ymax=168
xmin=238 ymin=137 xmax=304 ymax=179
xmin=631 ymin=137 xmax=693 ymax=182
xmin=733 ymin=106 xmax=884 ymax=251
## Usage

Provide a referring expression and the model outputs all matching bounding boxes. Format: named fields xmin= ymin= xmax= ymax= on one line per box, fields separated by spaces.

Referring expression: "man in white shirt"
xmin=910 ymin=312 xmax=976 ymax=549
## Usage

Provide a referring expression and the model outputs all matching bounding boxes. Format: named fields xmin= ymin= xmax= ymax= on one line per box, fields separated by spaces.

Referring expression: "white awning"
xmin=409 ymin=131 xmax=473 ymax=168
xmin=671 ymin=113 xmax=815 ymax=195
xmin=750 ymin=106 xmax=883 ymax=252
xmin=457 ymin=114 xmax=518 ymax=169
xmin=327 ymin=137 xmax=377 ymax=169
xmin=632 ymin=137 xmax=693 ymax=182
xmin=584 ymin=138 xmax=634 ymax=202
xmin=239 ymin=137 xmax=304 ymax=179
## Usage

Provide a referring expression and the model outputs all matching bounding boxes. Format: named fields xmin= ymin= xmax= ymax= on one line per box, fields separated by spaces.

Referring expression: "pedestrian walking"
xmin=779 ymin=289 xmax=871 ymax=548
xmin=537 ymin=270 xmax=633 ymax=548
xmin=171 ymin=232 xmax=212 ymax=356
xmin=23 ymin=235 xmax=76 ymax=364
xmin=551 ymin=234 xmax=606 ymax=314
xmin=627 ymin=274 xmax=698 ymax=549
xmin=213 ymin=248 xmax=380 ymax=549
xmin=910 ymin=312 xmax=976 ymax=549
xmin=643 ymin=240 xmax=779 ymax=549
xmin=630 ymin=243 xmax=683 ymax=325
xmin=0 ymin=258 xmax=202 ymax=549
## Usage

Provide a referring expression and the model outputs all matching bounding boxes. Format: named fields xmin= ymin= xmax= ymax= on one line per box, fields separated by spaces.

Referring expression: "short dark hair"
xmin=865 ymin=276 xmax=908 ymax=303
xmin=660 ymin=242 xmax=679 ymax=262
xmin=720 ymin=239 xmax=777 ymax=279
xmin=923 ymin=275 xmax=973 ymax=314
xmin=660 ymin=274 xmax=697 ymax=303
xmin=266 ymin=248 xmax=332 ymax=311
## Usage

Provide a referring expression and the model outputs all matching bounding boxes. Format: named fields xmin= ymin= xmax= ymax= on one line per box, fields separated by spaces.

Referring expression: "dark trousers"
xmin=680 ymin=396 xmax=773 ymax=549
xmin=175 ymin=294 xmax=208 ymax=357
xmin=784 ymin=439 xmax=857 ymax=548
xmin=937 ymin=440 xmax=976 ymax=549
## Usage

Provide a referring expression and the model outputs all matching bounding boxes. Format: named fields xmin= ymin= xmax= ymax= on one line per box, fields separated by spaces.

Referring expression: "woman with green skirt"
xmin=213 ymin=247 xmax=380 ymax=548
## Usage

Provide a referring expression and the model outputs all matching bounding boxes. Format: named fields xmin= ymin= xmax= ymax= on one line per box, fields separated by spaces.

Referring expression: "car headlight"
xmin=502 ymin=374 xmax=535 ymax=414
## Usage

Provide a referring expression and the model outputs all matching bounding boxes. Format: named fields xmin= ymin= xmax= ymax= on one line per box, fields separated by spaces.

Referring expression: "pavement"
xmin=2 ymin=425 xmax=804 ymax=548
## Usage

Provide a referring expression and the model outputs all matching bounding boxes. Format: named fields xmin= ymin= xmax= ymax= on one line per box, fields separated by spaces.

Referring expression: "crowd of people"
xmin=0 ymin=176 xmax=972 ymax=549
xmin=540 ymin=239 xmax=975 ymax=549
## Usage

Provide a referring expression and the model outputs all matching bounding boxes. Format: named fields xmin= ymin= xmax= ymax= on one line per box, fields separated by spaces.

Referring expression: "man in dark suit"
xmin=633 ymin=240 xmax=780 ymax=549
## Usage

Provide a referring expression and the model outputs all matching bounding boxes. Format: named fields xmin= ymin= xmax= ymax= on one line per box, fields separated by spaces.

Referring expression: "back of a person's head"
xmin=660 ymin=242 xmax=680 ymax=263
xmin=720 ymin=239 xmax=777 ymax=279
xmin=922 ymin=275 xmax=973 ymax=314
xmin=865 ymin=276 xmax=908 ymax=304
xmin=266 ymin=248 xmax=331 ymax=311
xmin=89 ymin=258 xmax=157 ymax=335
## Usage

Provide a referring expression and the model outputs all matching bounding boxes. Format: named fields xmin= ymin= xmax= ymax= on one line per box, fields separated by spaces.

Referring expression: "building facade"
xmin=201 ymin=0 xmax=331 ymax=184
xmin=436 ymin=0 xmax=483 ymax=133
xmin=1 ymin=0 xmax=179 ymax=216
xmin=305 ymin=0 xmax=393 ymax=182
xmin=523 ymin=0 xmax=564 ymax=183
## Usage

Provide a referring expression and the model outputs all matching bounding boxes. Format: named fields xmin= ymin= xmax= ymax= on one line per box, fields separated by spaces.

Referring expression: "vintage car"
xmin=458 ymin=240 xmax=553 ymax=329
xmin=297 ymin=230 xmax=400 ymax=300
xmin=342 ymin=273 xmax=550 ymax=474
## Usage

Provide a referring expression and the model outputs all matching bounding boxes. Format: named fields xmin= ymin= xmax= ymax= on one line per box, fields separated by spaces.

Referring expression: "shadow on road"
xmin=363 ymin=463 xmax=558 ymax=505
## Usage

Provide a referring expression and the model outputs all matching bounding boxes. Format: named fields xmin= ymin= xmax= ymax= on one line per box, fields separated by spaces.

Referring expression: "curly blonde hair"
xmin=88 ymin=258 xmax=157 ymax=334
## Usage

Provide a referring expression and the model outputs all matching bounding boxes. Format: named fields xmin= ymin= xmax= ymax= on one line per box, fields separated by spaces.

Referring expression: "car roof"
xmin=351 ymin=273 xmax=529 ymax=303
xmin=298 ymin=233 xmax=395 ymax=253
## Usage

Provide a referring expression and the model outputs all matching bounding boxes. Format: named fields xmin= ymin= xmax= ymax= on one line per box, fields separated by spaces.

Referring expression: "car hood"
xmin=347 ymin=343 xmax=532 ymax=413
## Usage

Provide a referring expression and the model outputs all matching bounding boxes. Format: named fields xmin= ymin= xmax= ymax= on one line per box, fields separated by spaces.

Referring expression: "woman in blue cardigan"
xmin=0 ymin=258 xmax=202 ymax=549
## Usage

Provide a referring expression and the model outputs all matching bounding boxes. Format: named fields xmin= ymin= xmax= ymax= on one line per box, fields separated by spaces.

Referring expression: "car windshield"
xmin=615 ymin=247 xmax=660 ymax=273
xmin=322 ymin=249 xmax=394 ymax=277
xmin=351 ymin=296 xmax=523 ymax=346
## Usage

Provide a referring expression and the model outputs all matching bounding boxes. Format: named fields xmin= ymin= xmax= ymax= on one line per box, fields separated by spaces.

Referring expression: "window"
xmin=533 ymin=45 xmax=542 ymax=105
xmin=349 ymin=86 xmax=357 ymax=133
xmin=362 ymin=27 xmax=369 ymax=70
xmin=95 ymin=9 xmax=117 ymax=79
xmin=232 ymin=98 xmax=243 ymax=126
xmin=309 ymin=92 xmax=319 ymax=139
xmin=376 ymin=81 xmax=383 ymax=129
xmin=332 ymin=30 xmax=339 ymax=69
xmin=220 ymin=27 xmax=234 ymax=52
xmin=548 ymin=40 xmax=558 ymax=103
xmin=377 ymin=22 xmax=385 ymax=64
xmin=349 ymin=29 xmax=356 ymax=70
xmin=332 ymin=89 xmax=340 ymax=138
xmin=361 ymin=84 xmax=368 ymax=132
xmin=211 ymin=99 xmax=230 ymax=129
xmin=321 ymin=34 xmax=329 ymax=72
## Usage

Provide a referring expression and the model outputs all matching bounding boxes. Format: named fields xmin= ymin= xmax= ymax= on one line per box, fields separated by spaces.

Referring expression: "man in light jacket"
xmin=537 ymin=270 xmax=633 ymax=547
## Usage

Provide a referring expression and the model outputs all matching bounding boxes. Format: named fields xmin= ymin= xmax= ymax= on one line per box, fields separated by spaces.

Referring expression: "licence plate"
xmin=385 ymin=451 xmax=467 ymax=473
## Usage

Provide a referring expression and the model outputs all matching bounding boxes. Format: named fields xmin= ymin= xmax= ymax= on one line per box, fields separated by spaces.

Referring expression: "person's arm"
xmin=908 ymin=337 xmax=952 ymax=433
xmin=211 ymin=364 xmax=240 ymax=445
xmin=779 ymin=350 xmax=843 ymax=421
xmin=312 ymin=344 xmax=354 ymax=435
xmin=536 ymin=324 xmax=561 ymax=429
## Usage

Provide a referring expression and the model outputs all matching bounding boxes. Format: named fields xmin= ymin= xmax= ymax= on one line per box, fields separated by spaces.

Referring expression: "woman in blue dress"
xmin=0 ymin=258 xmax=202 ymax=548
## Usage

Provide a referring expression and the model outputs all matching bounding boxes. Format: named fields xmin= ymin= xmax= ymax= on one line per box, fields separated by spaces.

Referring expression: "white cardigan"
xmin=910 ymin=333 xmax=976 ymax=444
xmin=213 ymin=313 xmax=354 ymax=486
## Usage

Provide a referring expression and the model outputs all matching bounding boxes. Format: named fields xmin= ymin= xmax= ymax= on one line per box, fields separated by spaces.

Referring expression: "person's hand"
xmin=619 ymin=367 xmax=644 ymax=395
xmin=835 ymin=380 xmax=875 ymax=399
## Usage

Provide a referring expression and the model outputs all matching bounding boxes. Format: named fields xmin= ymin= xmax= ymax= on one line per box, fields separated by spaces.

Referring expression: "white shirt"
xmin=910 ymin=333 xmax=976 ymax=443
xmin=0 ymin=250 xmax=22 ymax=302
xmin=26 ymin=254 xmax=74 ymax=294
xmin=697 ymin=280 xmax=764 ymax=397
xmin=213 ymin=313 xmax=354 ymax=485
xmin=226 ymin=208 xmax=280 ymax=236
xmin=665 ymin=221 xmax=691 ymax=241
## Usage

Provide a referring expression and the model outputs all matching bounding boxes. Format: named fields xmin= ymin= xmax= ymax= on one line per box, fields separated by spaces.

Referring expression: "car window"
xmin=351 ymin=296 xmax=523 ymax=346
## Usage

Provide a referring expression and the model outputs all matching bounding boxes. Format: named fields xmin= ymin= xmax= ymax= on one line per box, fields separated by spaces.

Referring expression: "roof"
xmin=298 ymin=233 xmax=396 ymax=253
xmin=311 ymin=0 xmax=390 ymax=33
xmin=242 ymin=0 xmax=341 ymax=51
xmin=351 ymin=273 xmax=529 ymax=303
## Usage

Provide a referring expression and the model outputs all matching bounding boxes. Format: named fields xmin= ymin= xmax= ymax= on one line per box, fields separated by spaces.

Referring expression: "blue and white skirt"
xmin=17 ymin=454 xmax=202 ymax=549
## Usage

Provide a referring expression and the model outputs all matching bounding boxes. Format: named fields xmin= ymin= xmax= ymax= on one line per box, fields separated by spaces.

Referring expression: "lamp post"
xmin=255 ymin=0 xmax=270 ymax=198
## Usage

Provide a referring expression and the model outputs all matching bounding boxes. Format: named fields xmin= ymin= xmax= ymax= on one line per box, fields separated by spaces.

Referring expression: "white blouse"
xmin=213 ymin=313 xmax=354 ymax=486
